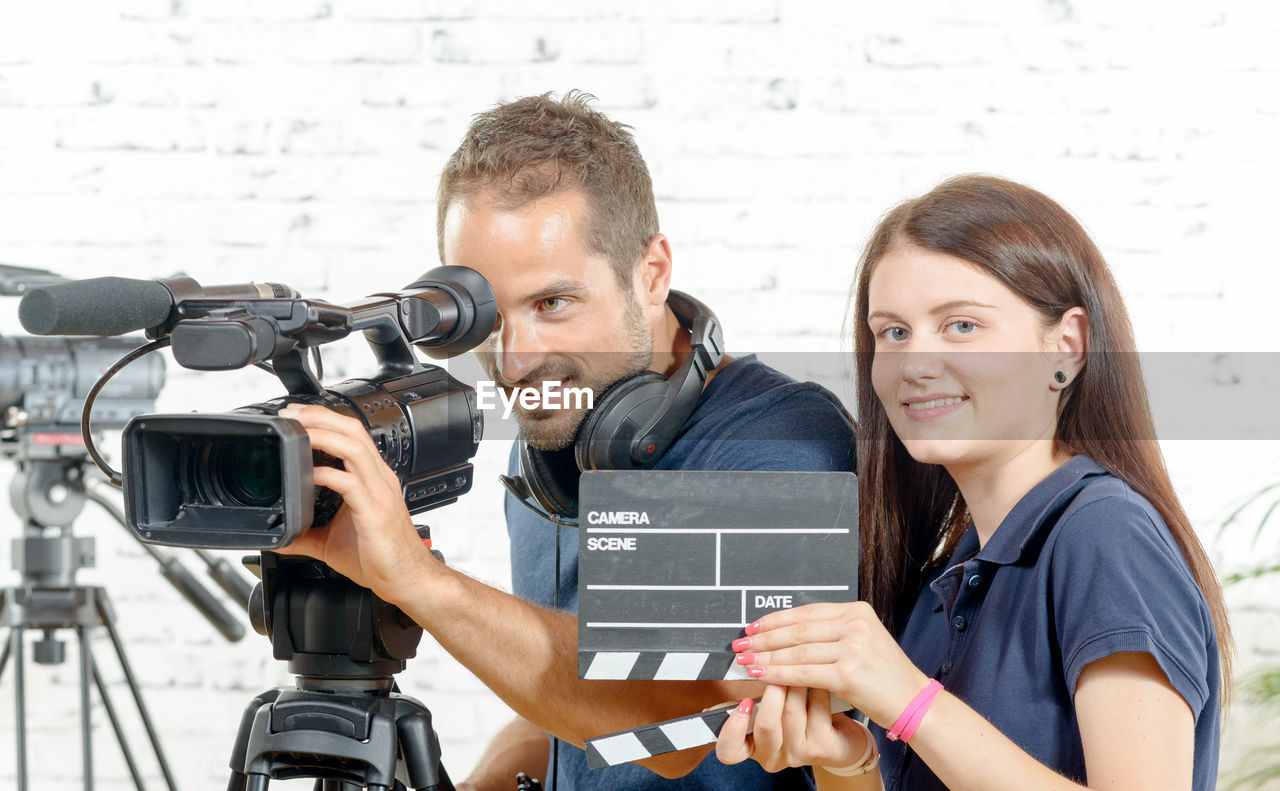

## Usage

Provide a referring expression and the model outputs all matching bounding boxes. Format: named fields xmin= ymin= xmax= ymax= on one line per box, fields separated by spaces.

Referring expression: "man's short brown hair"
xmin=437 ymin=91 xmax=660 ymax=289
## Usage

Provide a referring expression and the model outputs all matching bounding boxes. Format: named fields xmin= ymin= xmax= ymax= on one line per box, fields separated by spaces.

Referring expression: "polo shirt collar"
xmin=974 ymin=454 xmax=1107 ymax=566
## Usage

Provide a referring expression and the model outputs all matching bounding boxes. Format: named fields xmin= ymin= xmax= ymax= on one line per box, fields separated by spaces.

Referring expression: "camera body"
xmin=123 ymin=366 xmax=480 ymax=549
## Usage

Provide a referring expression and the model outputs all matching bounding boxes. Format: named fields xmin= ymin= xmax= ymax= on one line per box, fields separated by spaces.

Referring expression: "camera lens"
xmin=213 ymin=439 xmax=282 ymax=507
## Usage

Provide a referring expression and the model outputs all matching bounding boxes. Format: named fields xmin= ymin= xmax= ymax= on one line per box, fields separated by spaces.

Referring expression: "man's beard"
xmin=488 ymin=302 xmax=653 ymax=451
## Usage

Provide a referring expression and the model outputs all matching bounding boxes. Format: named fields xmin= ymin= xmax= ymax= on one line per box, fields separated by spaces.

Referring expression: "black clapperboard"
xmin=577 ymin=470 xmax=858 ymax=682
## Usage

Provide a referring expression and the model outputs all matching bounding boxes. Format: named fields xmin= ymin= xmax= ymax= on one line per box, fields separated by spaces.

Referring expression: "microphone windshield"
xmin=19 ymin=277 xmax=174 ymax=336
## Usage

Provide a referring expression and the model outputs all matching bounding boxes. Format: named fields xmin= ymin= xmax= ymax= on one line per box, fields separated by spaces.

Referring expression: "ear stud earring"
xmin=1054 ymin=370 xmax=1068 ymax=385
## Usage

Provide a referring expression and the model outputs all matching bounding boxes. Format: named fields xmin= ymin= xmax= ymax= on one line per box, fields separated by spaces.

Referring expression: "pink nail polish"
xmin=735 ymin=652 xmax=756 ymax=665
xmin=731 ymin=637 xmax=751 ymax=652
xmin=736 ymin=698 xmax=754 ymax=715
xmin=748 ymin=667 xmax=765 ymax=678
xmin=744 ymin=620 xmax=763 ymax=636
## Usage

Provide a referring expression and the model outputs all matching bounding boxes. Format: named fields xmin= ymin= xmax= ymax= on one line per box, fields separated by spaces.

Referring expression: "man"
xmin=282 ymin=91 xmax=855 ymax=790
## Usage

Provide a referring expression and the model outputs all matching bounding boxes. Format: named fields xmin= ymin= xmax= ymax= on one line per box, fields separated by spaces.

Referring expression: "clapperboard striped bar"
xmin=585 ymin=696 xmax=856 ymax=770
xmin=577 ymin=470 xmax=859 ymax=680
xmin=578 ymin=650 xmax=752 ymax=680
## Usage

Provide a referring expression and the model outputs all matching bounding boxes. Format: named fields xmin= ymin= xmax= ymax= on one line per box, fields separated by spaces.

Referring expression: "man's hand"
xmin=277 ymin=403 xmax=435 ymax=608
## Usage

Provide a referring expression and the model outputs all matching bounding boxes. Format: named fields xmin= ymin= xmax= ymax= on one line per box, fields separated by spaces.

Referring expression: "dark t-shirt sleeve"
xmin=1048 ymin=493 xmax=1213 ymax=716
xmin=690 ymin=390 xmax=856 ymax=474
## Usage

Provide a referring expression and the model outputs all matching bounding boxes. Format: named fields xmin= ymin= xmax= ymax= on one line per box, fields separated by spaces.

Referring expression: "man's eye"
xmin=538 ymin=297 xmax=565 ymax=312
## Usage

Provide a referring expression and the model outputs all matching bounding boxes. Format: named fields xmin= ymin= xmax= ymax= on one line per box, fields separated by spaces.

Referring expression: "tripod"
xmin=0 ymin=452 xmax=178 ymax=791
xmin=226 ymin=552 xmax=454 ymax=791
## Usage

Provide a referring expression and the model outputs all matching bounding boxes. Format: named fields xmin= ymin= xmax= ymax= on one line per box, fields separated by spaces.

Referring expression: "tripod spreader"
xmin=227 ymin=687 xmax=448 ymax=791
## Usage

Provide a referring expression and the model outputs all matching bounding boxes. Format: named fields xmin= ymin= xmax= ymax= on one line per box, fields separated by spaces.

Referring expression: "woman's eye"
xmin=950 ymin=321 xmax=977 ymax=335
xmin=878 ymin=326 xmax=908 ymax=342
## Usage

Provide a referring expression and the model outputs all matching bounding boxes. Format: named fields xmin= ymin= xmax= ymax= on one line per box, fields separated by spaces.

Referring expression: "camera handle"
xmin=272 ymin=347 xmax=326 ymax=397
xmin=269 ymin=305 xmax=423 ymax=398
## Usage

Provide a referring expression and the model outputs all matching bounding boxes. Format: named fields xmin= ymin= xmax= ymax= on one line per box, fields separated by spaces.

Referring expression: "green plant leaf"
xmin=1224 ymin=749 xmax=1280 ymax=791
xmin=1252 ymin=495 xmax=1280 ymax=544
xmin=1238 ymin=665 xmax=1280 ymax=705
xmin=1218 ymin=482 xmax=1280 ymax=539
xmin=1223 ymin=562 xmax=1280 ymax=587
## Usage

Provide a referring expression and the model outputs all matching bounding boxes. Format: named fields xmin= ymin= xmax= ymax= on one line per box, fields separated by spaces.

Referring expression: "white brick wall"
xmin=1 ymin=1 xmax=1277 ymax=787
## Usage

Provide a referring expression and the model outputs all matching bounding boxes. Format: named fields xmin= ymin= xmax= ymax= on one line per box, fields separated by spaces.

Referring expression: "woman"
xmin=716 ymin=175 xmax=1230 ymax=790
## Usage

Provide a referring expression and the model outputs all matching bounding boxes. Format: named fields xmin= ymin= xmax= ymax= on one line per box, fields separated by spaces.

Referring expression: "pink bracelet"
xmin=886 ymin=679 xmax=943 ymax=742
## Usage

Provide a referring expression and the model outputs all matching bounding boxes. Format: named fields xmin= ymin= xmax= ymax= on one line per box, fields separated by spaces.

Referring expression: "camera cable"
xmin=80 ymin=337 xmax=171 ymax=487
xmin=80 ymin=339 xmax=324 ymax=488
xmin=552 ymin=519 xmax=562 ymax=791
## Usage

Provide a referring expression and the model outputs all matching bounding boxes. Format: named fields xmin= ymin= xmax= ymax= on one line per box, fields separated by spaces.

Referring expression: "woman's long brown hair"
xmin=852 ymin=174 xmax=1233 ymax=693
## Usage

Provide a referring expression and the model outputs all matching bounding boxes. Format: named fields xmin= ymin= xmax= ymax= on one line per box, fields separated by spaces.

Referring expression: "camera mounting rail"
xmin=149 ymin=265 xmax=495 ymax=397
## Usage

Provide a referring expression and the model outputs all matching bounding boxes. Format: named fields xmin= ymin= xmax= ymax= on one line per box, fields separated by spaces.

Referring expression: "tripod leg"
xmin=96 ymin=591 xmax=180 ymax=791
xmin=91 ymin=650 xmax=148 ymax=790
xmin=396 ymin=710 xmax=446 ymax=790
xmin=78 ymin=624 xmax=95 ymax=791
xmin=0 ymin=625 xmax=10 ymax=680
xmin=11 ymin=625 xmax=28 ymax=791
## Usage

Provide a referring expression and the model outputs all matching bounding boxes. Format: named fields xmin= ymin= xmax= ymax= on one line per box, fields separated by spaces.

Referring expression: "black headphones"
xmin=499 ymin=290 xmax=724 ymax=523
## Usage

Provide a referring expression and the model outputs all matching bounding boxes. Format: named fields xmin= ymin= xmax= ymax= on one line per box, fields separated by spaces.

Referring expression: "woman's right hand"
xmin=734 ymin=601 xmax=930 ymax=728
xmin=715 ymin=685 xmax=872 ymax=776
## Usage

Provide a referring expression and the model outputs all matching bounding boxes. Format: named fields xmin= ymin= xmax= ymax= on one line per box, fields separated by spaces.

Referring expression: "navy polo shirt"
xmin=879 ymin=455 xmax=1220 ymax=791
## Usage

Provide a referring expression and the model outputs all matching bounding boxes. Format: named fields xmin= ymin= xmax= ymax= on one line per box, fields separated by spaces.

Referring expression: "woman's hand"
xmin=715 ymin=685 xmax=871 ymax=774
xmin=275 ymin=403 xmax=435 ymax=607
xmin=732 ymin=601 xmax=930 ymax=727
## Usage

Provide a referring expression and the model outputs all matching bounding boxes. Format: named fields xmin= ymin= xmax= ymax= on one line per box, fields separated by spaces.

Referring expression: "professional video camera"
xmin=18 ymin=266 xmax=499 ymax=790
xmin=20 ymin=266 xmax=496 ymax=551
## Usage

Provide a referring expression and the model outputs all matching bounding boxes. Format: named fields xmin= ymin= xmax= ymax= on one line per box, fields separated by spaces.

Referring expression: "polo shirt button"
xmin=952 ymin=615 xmax=968 ymax=631
xmin=967 ymin=574 xmax=983 ymax=590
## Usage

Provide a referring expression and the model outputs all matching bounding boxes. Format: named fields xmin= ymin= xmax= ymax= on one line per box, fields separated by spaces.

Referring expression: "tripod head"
xmin=246 ymin=552 xmax=424 ymax=684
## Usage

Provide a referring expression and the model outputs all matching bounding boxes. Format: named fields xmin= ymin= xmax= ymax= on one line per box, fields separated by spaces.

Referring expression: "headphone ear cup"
xmin=517 ymin=441 xmax=582 ymax=519
xmin=575 ymin=371 xmax=670 ymax=471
